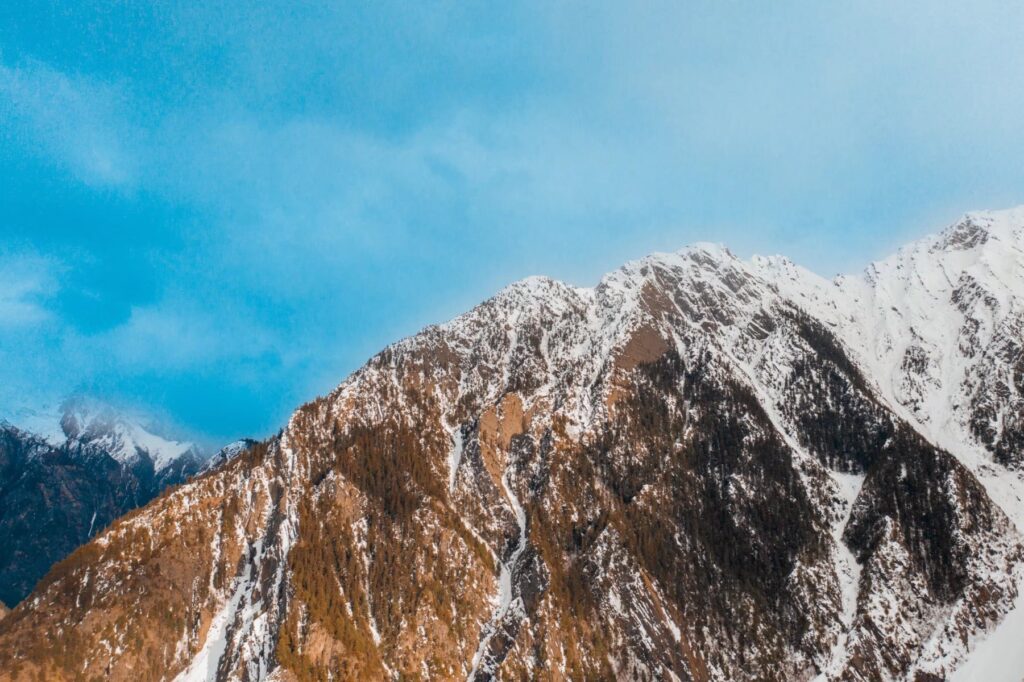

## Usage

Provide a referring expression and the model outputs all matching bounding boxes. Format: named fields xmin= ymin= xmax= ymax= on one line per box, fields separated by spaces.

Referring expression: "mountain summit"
xmin=57 ymin=397 xmax=203 ymax=473
xmin=2 ymin=209 xmax=1024 ymax=680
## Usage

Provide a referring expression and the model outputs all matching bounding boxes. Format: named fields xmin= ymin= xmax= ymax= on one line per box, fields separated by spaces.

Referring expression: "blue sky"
xmin=2 ymin=1 xmax=1023 ymax=445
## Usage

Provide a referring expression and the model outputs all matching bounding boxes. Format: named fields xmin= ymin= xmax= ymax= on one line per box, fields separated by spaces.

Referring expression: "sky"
xmin=2 ymin=1 xmax=1024 ymax=445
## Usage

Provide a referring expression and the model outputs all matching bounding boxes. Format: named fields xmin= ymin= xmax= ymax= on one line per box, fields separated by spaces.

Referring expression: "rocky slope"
xmin=0 ymin=400 xmax=208 ymax=608
xmin=200 ymin=440 xmax=260 ymax=474
xmin=1 ymin=209 xmax=1024 ymax=681
xmin=753 ymin=207 xmax=1024 ymax=477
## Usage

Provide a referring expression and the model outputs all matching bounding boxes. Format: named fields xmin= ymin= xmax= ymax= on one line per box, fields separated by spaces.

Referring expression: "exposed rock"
xmin=3 ymin=209 xmax=1024 ymax=680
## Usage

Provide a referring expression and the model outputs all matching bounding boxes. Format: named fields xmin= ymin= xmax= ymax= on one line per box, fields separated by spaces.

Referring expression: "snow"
xmin=756 ymin=208 xmax=1024 ymax=509
xmin=813 ymin=472 xmax=865 ymax=681
xmin=497 ymin=468 xmax=528 ymax=615
xmin=2 ymin=397 xmax=205 ymax=474
xmin=950 ymin=571 xmax=1024 ymax=682
xmin=447 ymin=426 xmax=464 ymax=493
xmin=753 ymin=209 xmax=1024 ymax=473
xmin=468 ymin=466 xmax=529 ymax=681
xmin=751 ymin=209 xmax=1024 ymax=526
xmin=168 ymin=437 xmax=299 ymax=682
xmin=200 ymin=439 xmax=254 ymax=473
xmin=751 ymin=207 xmax=1024 ymax=678
xmin=173 ymin=554 xmax=253 ymax=682
xmin=126 ymin=423 xmax=196 ymax=470
xmin=8 ymin=397 xmax=202 ymax=472
xmin=4 ymin=404 xmax=67 ymax=444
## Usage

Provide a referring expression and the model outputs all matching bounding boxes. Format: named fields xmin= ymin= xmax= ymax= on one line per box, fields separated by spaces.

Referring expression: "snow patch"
xmin=448 ymin=426 xmax=464 ymax=493
xmin=173 ymin=554 xmax=253 ymax=682
xmin=950 ymin=571 xmax=1024 ymax=681
xmin=813 ymin=472 xmax=865 ymax=681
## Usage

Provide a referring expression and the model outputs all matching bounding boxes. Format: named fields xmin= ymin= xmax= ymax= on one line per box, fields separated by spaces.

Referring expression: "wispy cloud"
xmin=96 ymin=297 xmax=281 ymax=372
xmin=0 ymin=59 xmax=137 ymax=187
xmin=0 ymin=253 xmax=60 ymax=327
xmin=2 ymin=1 xmax=1023 ymax=441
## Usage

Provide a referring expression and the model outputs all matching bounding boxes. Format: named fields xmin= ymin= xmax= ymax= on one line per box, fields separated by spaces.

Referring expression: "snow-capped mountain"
xmin=0 ymin=400 xmax=210 ymax=608
xmin=754 ymin=207 xmax=1024 ymax=475
xmin=2 ymin=209 xmax=1024 ymax=681
xmin=46 ymin=397 xmax=204 ymax=472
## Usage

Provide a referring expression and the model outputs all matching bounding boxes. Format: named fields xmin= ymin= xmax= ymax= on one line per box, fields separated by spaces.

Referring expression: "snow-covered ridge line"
xmin=5 ymin=205 xmax=1024 ymax=681
xmin=60 ymin=397 xmax=200 ymax=471
xmin=2 ymin=397 xmax=209 ymax=473
xmin=215 ymin=204 xmax=1024 ymax=679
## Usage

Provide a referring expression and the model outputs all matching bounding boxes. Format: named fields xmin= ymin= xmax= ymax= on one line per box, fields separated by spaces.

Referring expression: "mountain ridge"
xmin=2 ymin=207 xmax=1024 ymax=680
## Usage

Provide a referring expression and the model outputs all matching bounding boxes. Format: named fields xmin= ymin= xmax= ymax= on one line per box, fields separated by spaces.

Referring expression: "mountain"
xmin=0 ymin=400 xmax=207 ymax=608
xmin=58 ymin=398 xmax=205 ymax=476
xmin=754 ymin=208 xmax=1024 ymax=474
xmin=2 ymin=209 xmax=1024 ymax=680
xmin=200 ymin=439 xmax=259 ymax=474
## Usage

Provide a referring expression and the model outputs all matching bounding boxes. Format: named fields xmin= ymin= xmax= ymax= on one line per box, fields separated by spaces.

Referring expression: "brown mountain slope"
xmin=0 ymin=245 xmax=1021 ymax=681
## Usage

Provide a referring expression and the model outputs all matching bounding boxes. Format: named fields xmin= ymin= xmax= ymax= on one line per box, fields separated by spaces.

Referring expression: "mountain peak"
xmin=932 ymin=214 xmax=994 ymax=252
xmin=493 ymin=274 xmax=576 ymax=302
xmin=677 ymin=240 xmax=735 ymax=259
xmin=55 ymin=397 xmax=200 ymax=471
xmin=5 ymin=207 xmax=1024 ymax=681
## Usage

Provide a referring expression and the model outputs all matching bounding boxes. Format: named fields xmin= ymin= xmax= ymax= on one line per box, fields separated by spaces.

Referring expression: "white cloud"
xmin=97 ymin=299 xmax=277 ymax=370
xmin=0 ymin=254 xmax=59 ymax=327
xmin=0 ymin=59 xmax=137 ymax=187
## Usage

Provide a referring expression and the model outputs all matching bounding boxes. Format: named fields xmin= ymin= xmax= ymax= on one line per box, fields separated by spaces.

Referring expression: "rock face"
xmin=0 ymin=401 xmax=206 ymax=607
xmin=2 ymin=209 xmax=1024 ymax=681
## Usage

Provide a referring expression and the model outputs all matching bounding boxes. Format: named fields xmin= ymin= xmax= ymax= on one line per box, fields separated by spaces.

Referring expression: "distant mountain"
xmin=58 ymin=398 xmax=205 ymax=473
xmin=200 ymin=438 xmax=259 ymax=474
xmin=0 ymin=400 xmax=210 ymax=607
xmin=2 ymin=209 xmax=1024 ymax=680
